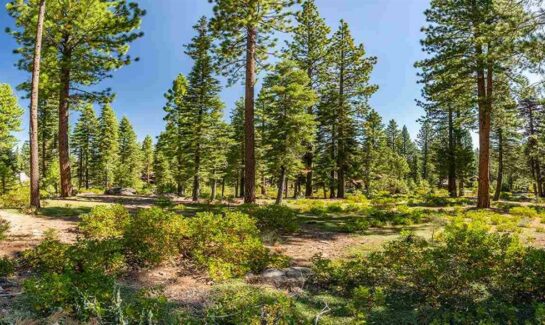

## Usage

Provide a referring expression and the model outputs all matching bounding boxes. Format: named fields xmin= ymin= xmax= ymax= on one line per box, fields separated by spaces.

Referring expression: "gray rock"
xmin=248 ymin=267 xmax=313 ymax=289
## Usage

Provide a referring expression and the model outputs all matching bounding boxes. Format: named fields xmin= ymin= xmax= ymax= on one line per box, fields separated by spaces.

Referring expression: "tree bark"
xmin=58 ymin=51 xmax=72 ymax=198
xmin=29 ymin=0 xmax=46 ymax=208
xmin=211 ymin=178 xmax=217 ymax=201
xmin=447 ymin=106 xmax=457 ymax=197
xmin=243 ymin=26 xmax=257 ymax=203
xmin=476 ymin=64 xmax=491 ymax=208
xmin=493 ymin=128 xmax=503 ymax=201
xmin=275 ymin=166 xmax=286 ymax=205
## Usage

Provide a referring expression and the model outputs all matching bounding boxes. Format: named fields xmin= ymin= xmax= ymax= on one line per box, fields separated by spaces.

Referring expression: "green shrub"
xmin=154 ymin=196 xmax=174 ymax=209
xmin=510 ymin=206 xmax=540 ymax=219
xmin=188 ymin=211 xmax=271 ymax=280
xmin=0 ymin=186 xmax=29 ymax=209
xmin=311 ymin=220 xmax=545 ymax=323
xmin=21 ymin=231 xmax=72 ymax=274
xmin=0 ymin=256 xmax=15 ymax=277
xmin=252 ymin=205 xmax=300 ymax=234
xmin=0 ymin=218 xmax=9 ymax=241
xmin=345 ymin=192 xmax=370 ymax=204
xmin=22 ymin=270 xmax=115 ymax=318
xmin=124 ymin=207 xmax=188 ymax=266
xmin=79 ymin=204 xmax=130 ymax=239
xmin=195 ymin=282 xmax=303 ymax=324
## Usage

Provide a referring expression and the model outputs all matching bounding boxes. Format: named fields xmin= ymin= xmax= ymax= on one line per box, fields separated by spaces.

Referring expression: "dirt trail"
xmin=0 ymin=209 xmax=77 ymax=256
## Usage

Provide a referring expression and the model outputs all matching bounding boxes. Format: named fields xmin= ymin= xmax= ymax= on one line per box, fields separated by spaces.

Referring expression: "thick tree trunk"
xmin=243 ymin=27 xmax=257 ymax=204
xmin=447 ymin=107 xmax=457 ymax=197
xmin=58 ymin=54 xmax=72 ymax=198
xmin=476 ymin=62 xmax=491 ymax=208
xmin=493 ymin=128 xmax=503 ymax=201
xmin=276 ymin=167 xmax=286 ymax=205
xmin=29 ymin=0 xmax=46 ymax=208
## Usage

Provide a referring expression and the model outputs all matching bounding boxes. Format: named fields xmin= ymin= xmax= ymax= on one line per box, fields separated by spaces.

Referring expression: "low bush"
xmin=78 ymin=204 xmax=130 ymax=239
xmin=21 ymin=231 xmax=72 ymax=274
xmin=154 ymin=196 xmax=174 ymax=209
xmin=0 ymin=256 xmax=15 ymax=277
xmin=0 ymin=218 xmax=9 ymax=240
xmin=0 ymin=186 xmax=29 ymax=209
xmin=311 ymin=220 xmax=545 ymax=323
xmin=345 ymin=192 xmax=370 ymax=205
xmin=187 ymin=211 xmax=272 ymax=280
xmin=252 ymin=205 xmax=300 ymax=234
xmin=124 ymin=207 xmax=188 ymax=266
xmin=183 ymin=282 xmax=303 ymax=323
xmin=510 ymin=206 xmax=540 ymax=219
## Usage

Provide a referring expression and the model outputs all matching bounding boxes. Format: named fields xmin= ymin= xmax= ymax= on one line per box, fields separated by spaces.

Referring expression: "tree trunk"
xmin=211 ymin=178 xmax=217 ymax=201
xmin=493 ymin=128 xmax=503 ymax=201
xmin=276 ymin=167 xmax=286 ymax=205
xmin=243 ymin=26 xmax=257 ymax=204
xmin=261 ymin=171 xmax=266 ymax=196
xmin=29 ymin=0 xmax=46 ymax=208
xmin=458 ymin=176 xmax=464 ymax=197
xmin=58 ymin=52 xmax=72 ymax=198
xmin=476 ymin=62 xmax=491 ymax=208
xmin=447 ymin=106 xmax=457 ymax=197
xmin=221 ymin=177 xmax=225 ymax=200
xmin=284 ymin=178 xmax=288 ymax=199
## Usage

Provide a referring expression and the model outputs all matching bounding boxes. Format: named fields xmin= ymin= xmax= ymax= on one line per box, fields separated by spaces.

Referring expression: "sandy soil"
xmin=0 ymin=209 xmax=78 ymax=257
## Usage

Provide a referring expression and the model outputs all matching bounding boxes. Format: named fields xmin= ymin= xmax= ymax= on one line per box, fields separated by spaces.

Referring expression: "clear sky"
xmin=0 ymin=0 xmax=430 ymax=144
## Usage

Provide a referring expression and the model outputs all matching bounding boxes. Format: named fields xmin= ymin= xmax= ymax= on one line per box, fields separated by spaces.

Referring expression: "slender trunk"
xmin=475 ymin=44 xmax=491 ymax=208
xmin=58 ymin=51 xmax=72 ymax=198
xmin=322 ymin=184 xmax=327 ymax=199
xmin=337 ymin=39 xmax=346 ymax=199
xmin=221 ymin=177 xmax=225 ymax=200
xmin=244 ymin=26 xmax=257 ymax=203
xmin=29 ymin=0 xmax=46 ymax=208
xmin=211 ymin=178 xmax=217 ymax=201
xmin=284 ymin=178 xmax=288 ymax=199
xmin=447 ymin=107 xmax=457 ymax=197
xmin=493 ymin=128 xmax=503 ymax=201
xmin=78 ymin=150 xmax=83 ymax=189
xmin=261 ymin=171 xmax=266 ymax=195
xmin=276 ymin=167 xmax=286 ymax=205
xmin=293 ymin=177 xmax=299 ymax=199
xmin=239 ymin=167 xmax=245 ymax=198
xmin=458 ymin=176 xmax=464 ymax=197
xmin=192 ymin=151 xmax=200 ymax=201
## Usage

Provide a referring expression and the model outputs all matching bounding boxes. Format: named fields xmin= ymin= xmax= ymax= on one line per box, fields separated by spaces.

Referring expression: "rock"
xmin=105 ymin=187 xmax=136 ymax=196
xmin=247 ymin=267 xmax=313 ymax=289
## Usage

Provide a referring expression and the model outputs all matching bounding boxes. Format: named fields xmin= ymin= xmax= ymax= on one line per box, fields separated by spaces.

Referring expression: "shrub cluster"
xmin=79 ymin=204 xmax=130 ymax=239
xmin=252 ymin=205 xmax=300 ymax=234
xmin=311 ymin=221 xmax=545 ymax=323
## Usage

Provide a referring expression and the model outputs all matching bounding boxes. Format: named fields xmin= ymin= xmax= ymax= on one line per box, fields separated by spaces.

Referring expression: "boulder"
xmin=247 ymin=267 xmax=313 ymax=289
xmin=105 ymin=187 xmax=137 ymax=196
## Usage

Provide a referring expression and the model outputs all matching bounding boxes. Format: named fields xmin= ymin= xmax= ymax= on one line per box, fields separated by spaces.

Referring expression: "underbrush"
xmin=309 ymin=221 xmax=545 ymax=323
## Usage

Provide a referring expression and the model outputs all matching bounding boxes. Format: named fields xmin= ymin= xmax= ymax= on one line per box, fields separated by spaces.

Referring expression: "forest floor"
xmin=2 ymin=193 xmax=545 ymax=308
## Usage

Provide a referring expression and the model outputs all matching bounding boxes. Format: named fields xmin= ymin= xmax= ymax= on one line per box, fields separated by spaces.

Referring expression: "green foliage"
xmin=115 ymin=116 xmax=142 ymax=188
xmin=124 ymin=207 xmax=188 ymax=266
xmin=0 ymin=218 xmax=9 ymax=241
xmin=0 ymin=185 xmax=29 ymax=209
xmin=72 ymin=103 xmax=100 ymax=189
xmin=97 ymin=104 xmax=119 ymax=189
xmin=252 ymin=205 xmax=300 ymax=234
xmin=311 ymin=221 xmax=545 ymax=323
xmin=509 ymin=206 xmax=540 ymax=219
xmin=154 ymin=195 xmax=174 ymax=209
xmin=0 ymin=256 xmax=16 ymax=277
xmin=187 ymin=211 xmax=271 ymax=280
xmin=190 ymin=282 xmax=303 ymax=324
xmin=21 ymin=231 xmax=72 ymax=274
xmin=79 ymin=204 xmax=130 ymax=239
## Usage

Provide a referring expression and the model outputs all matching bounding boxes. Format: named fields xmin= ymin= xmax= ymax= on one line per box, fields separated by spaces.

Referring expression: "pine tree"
xmin=319 ymin=20 xmax=377 ymax=198
xmin=260 ymin=60 xmax=317 ymax=204
xmin=153 ymin=132 xmax=176 ymax=194
xmin=416 ymin=119 xmax=434 ymax=184
xmin=97 ymin=103 xmax=119 ymax=189
xmin=361 ymin=110 xmax=385 ymax=195
xmin=7 ymin=0 xmax=145 ymax=197
xmin=116 ymin=117 xmax=141 ymax=188
xmin=0 ymin=83 xmax=23 ymax=193
xmin=385 ymin=120 xmax=402 ymax=154
xmin=285 ymin=0 xmax=330 ymax=197
xmin=162 ymin=74 xmax=189 ymax=195
xmin=226 ymin=98 xmax=245 ymax=198
xmin=141 ymin=136 xmax=154 ymax=185
xmin=72 ymin=103 xmax=99 ymax=189
xmin=209 ymin=0 xmax=296 ymax=203
xmin=416 ymin=0 xmax=544 ymax=208
xmin=183 ymin=17 xmax=225 ymax=201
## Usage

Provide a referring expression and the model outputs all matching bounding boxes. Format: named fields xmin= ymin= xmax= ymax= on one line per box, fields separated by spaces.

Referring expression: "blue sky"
xmin=0 ymin=0 xmax=430 ymax=144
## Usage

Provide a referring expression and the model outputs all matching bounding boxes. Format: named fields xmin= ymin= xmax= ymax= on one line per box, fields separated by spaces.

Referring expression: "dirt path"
xmin=0 ymin=209 xmax=77 ymax=257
